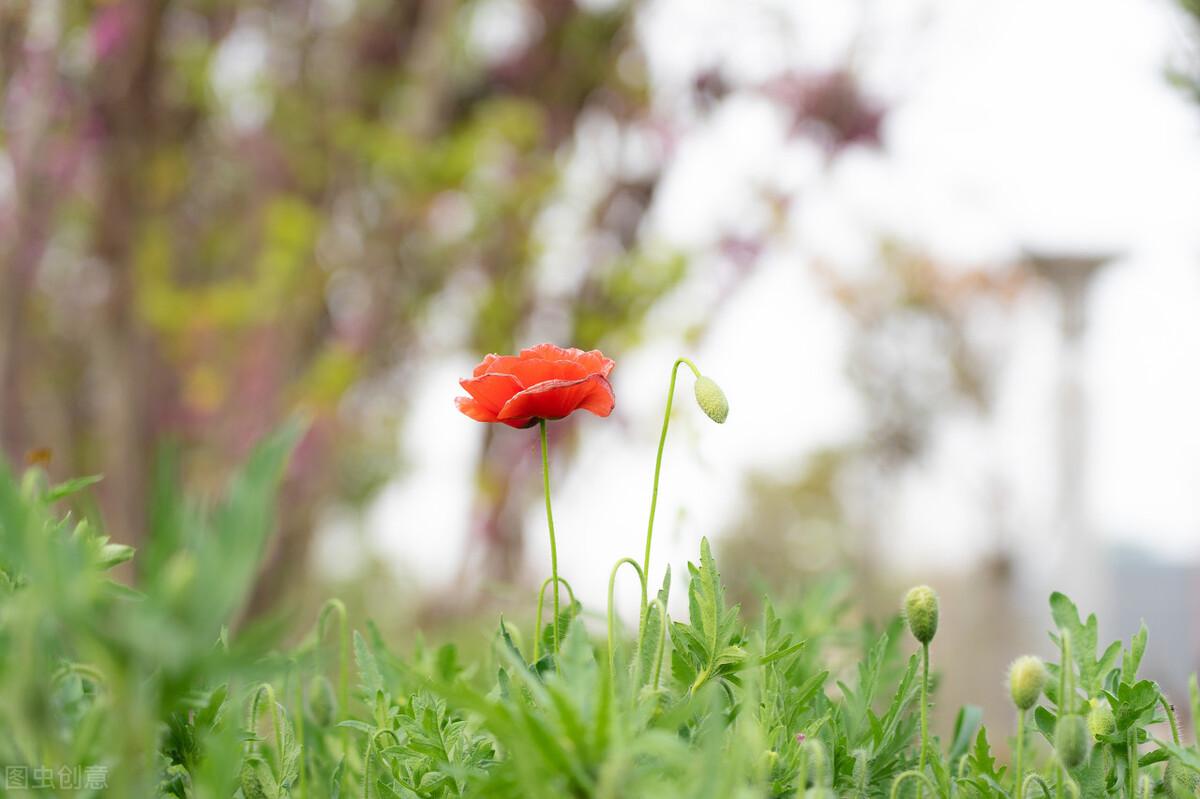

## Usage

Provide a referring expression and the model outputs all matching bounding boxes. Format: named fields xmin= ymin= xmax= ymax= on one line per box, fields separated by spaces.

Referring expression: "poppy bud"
xmin=1008 ymin=655 xmax=1047 ymax=710
xmin=1055 ymin=714 xmax=1089 ymax=769
xmin=1087 ymin=698 xmax=1115 ymax=739
xmin=693 ymin=375 xmax=729 ymax=424
xmin=1164 ymin=758 xmax=1200 ymax=799
xmin=306 ymin=675 xmax=337 ymax=726
xmin=903 ymin=585 xmax=939 ymax=645
xmin=800 ymin=738 xmax=827 ymax=775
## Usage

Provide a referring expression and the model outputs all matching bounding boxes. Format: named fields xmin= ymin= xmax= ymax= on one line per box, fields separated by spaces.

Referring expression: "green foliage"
xmin=0 ymin=447 xmax=1195 ymax=797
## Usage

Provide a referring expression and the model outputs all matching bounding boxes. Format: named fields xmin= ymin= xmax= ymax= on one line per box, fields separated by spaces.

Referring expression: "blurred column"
xmin=1026 ymin=251 xmax=1115 ymax=615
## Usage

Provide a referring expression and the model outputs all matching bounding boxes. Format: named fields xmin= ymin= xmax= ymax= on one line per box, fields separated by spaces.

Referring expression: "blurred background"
xmin=4 ymin=0 xmax=1200 ymax=736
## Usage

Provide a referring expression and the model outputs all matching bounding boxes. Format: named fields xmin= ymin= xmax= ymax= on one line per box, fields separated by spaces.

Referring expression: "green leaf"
xmin=949 ymin=705 xmax=983 ymax=763
xmin=44 ymin=475 xmax=103 ymax=502
xmin=1121 ymin=622 xmax=1148 ymax=683
xmin=355 ymin=630 xmax=384 ymax=698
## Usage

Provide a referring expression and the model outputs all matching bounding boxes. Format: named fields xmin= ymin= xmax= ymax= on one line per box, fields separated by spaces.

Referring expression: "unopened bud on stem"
xmin=693 ymin=375 xmax=729 ymax=424
xmin=1008 ymin=655 xmax=1047 ymax=710
xmin=1055 ymin=714 xmax=1089 ymax=769
xmin=1087 ymin=698 xmax=1115 ymax=739
xmin=903 ymin=585 xmax=939 ymax=645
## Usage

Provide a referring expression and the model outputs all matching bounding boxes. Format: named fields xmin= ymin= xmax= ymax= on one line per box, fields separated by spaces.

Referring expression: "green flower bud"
xmin=1164 ymin=758 xmax=1200 ymax=799
xmin=799 ymin=738 xmax=828 ymax=787
xmin=903 ymin=585 xmax=939 ymax=645
xmin=1087 ymin=698 xmax=1115 ymax=739
xmin=693 ymin=375 xmax=729 ymax=424
xmin=1055 ymin=714 xmax=1089 ymax=769
xmin=1008 ymin=655 xmax=1047 ymax=710
xmin=306 ymin=675 xmax=337 ymax=727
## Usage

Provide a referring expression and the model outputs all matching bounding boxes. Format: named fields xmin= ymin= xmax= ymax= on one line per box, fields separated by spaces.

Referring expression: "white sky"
xmin=317 ymin=0 xmax=1200 ymax=615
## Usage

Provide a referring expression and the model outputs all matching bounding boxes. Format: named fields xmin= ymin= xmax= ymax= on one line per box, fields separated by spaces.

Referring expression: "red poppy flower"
xmin=456 ymin=344 xmax=615 ymax=428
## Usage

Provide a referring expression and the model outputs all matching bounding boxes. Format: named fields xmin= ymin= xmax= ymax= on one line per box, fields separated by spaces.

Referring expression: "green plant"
xmin=2 ymin=360 xmax=1197 ymax=798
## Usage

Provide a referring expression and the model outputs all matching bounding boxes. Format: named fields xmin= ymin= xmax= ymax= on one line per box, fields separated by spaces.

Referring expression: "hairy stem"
xmin=1015 ymin=708 xmax=1026 ymax=799
xmin=1159 ymin=694 xmax=1181 ymax=745
xmin=917 ymin=642 xmax=930 ymax=799
xmin=1057 ymin=631 xmax=1072 ymax=799
xmin=890 ymin=770 xmax=939 ymax=799
xmin=532 ymin=576 xmax=576 ymax=662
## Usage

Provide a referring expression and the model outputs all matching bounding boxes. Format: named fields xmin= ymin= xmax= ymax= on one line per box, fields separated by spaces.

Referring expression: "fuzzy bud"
xmin=903 ymin=585 xmax=939 ymax=645
xmin=306 ymin=675 xmax=337 ymax=727
xmin=1164 ymin=758 xmax=1200 ymax=799
xmin=693 ymin=375 xmax=729 ymax=424
xmin=1087 ymin=698 xmax=1115 ymax=739
xmin=1055 ymin=714 xmax=1089 ymax=769
xmin=1008 ymin=655 xmax=1047 ymax=710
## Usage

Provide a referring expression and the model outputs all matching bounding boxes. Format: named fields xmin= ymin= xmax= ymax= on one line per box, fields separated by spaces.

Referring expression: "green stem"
xmin=889 ymin=770 xmax=939 ymax=799
xmin=1126 ymin=728 xmax=1138 ymax=799
xmin=532 ymin=576 xmax=576 ymax=662
xmin=249 ymin=684 xmax=283 ymax=773
xmin=295 ymin=668 xmax=307 ymax=798
xmin=1023 ymin=774 xmax=1054 ymax=799
xmin=640 ymin=358 xmax=700 ymax=633
xmin=917 ymin=642 xmax=930 ymax=799
xmin=1159 ymin=694 xmax=1181 ymax=745
xmin=538 ymin=419 xmax=561 ymax=659
xmin=1057 ymin=631 xmax=1071 ymax=799
xmin=606 ymin=558 xmax=646 ymax=684
xmin=317 ymin=598 xmax=350 ymax=716
xmin=362 ymin=729 xmax=407 ymax=799
xmin=1015 ymin=708 xmax=1026 ymax=799
xmin=648 ymin=598 xmax=668 ymax=689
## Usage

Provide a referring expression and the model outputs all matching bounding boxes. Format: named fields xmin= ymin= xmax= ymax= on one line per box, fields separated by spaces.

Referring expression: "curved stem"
xmin=1015 ymin=708 xmax=1026 ymax=799
xmin=1159 ymin=694 xmax=1181 ymax=745
xmin=538 ymin=419 xmax=561 ymax=659
xmin=316 ymin=598 xmax=350 ymax=715
xmin=917 ymin=642 xmax=930 ymax=799
xmin=363 ymin=729 xmax=407 ymax=799
xmin=640 ymin=357 xmax=700 ymax=634
xmin=649 ymin=598 xmax=668 ymax=689
xmin=607 ymin=557 xmax=646 ymax=684
xmin=889 ymin=770 xmax=939 ymax=799
xmin=248 ymin=684 xmax=283 ymax=772
xmin=532 ymin=576 xmax=577 ymax=662
xmin=1023 ymin=774 xmax=1054 ymax=799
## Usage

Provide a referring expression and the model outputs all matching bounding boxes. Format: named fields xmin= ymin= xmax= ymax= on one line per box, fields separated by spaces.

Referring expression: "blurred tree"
xmin=0 ymin=0 xmax=683 ymax=611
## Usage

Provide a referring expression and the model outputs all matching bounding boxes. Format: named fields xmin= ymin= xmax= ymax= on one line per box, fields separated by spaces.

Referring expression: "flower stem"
xmin=1057 ymin=631 xmax=1072 ymax=799
xmin=1015 ymin=708 xmax=1026 ymax=799
xmin=1159 ymin=694 xmax=1181 ymax=745
xmin=532 ymin=576 xmax=576 ymax=662
xmin=917 ymin=642 xmax=930 ymax=799
xmin=640 ymin=357 xmax=700 ymax=638
xmin=539 ymin=419 xmax=561 ymax=658
xmin=607 ymin=557 xmax=645 ymax=684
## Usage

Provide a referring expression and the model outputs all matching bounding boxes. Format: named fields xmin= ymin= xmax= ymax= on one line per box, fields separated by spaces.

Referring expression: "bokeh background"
xmin=4 ymin=0 xmax=1200 ymax=735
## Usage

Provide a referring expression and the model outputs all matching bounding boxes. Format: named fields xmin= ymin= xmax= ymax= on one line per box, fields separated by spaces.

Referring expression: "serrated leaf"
xmin=355 ymin=630 xmax=384 ymax=698
xmin=1122 ymin=622 xmax=1148 ymax=683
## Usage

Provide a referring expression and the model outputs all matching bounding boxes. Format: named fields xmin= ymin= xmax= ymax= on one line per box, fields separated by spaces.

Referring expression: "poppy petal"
xmin=497 ymin=374 xmax=615 ymax=422
xmin=455 ymin=396 xmax=500 ymax=423
xmin=472 ymin=353 xmax=502 ymax=377
xmin=459 ymin=373 xmax=523 ymax=414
